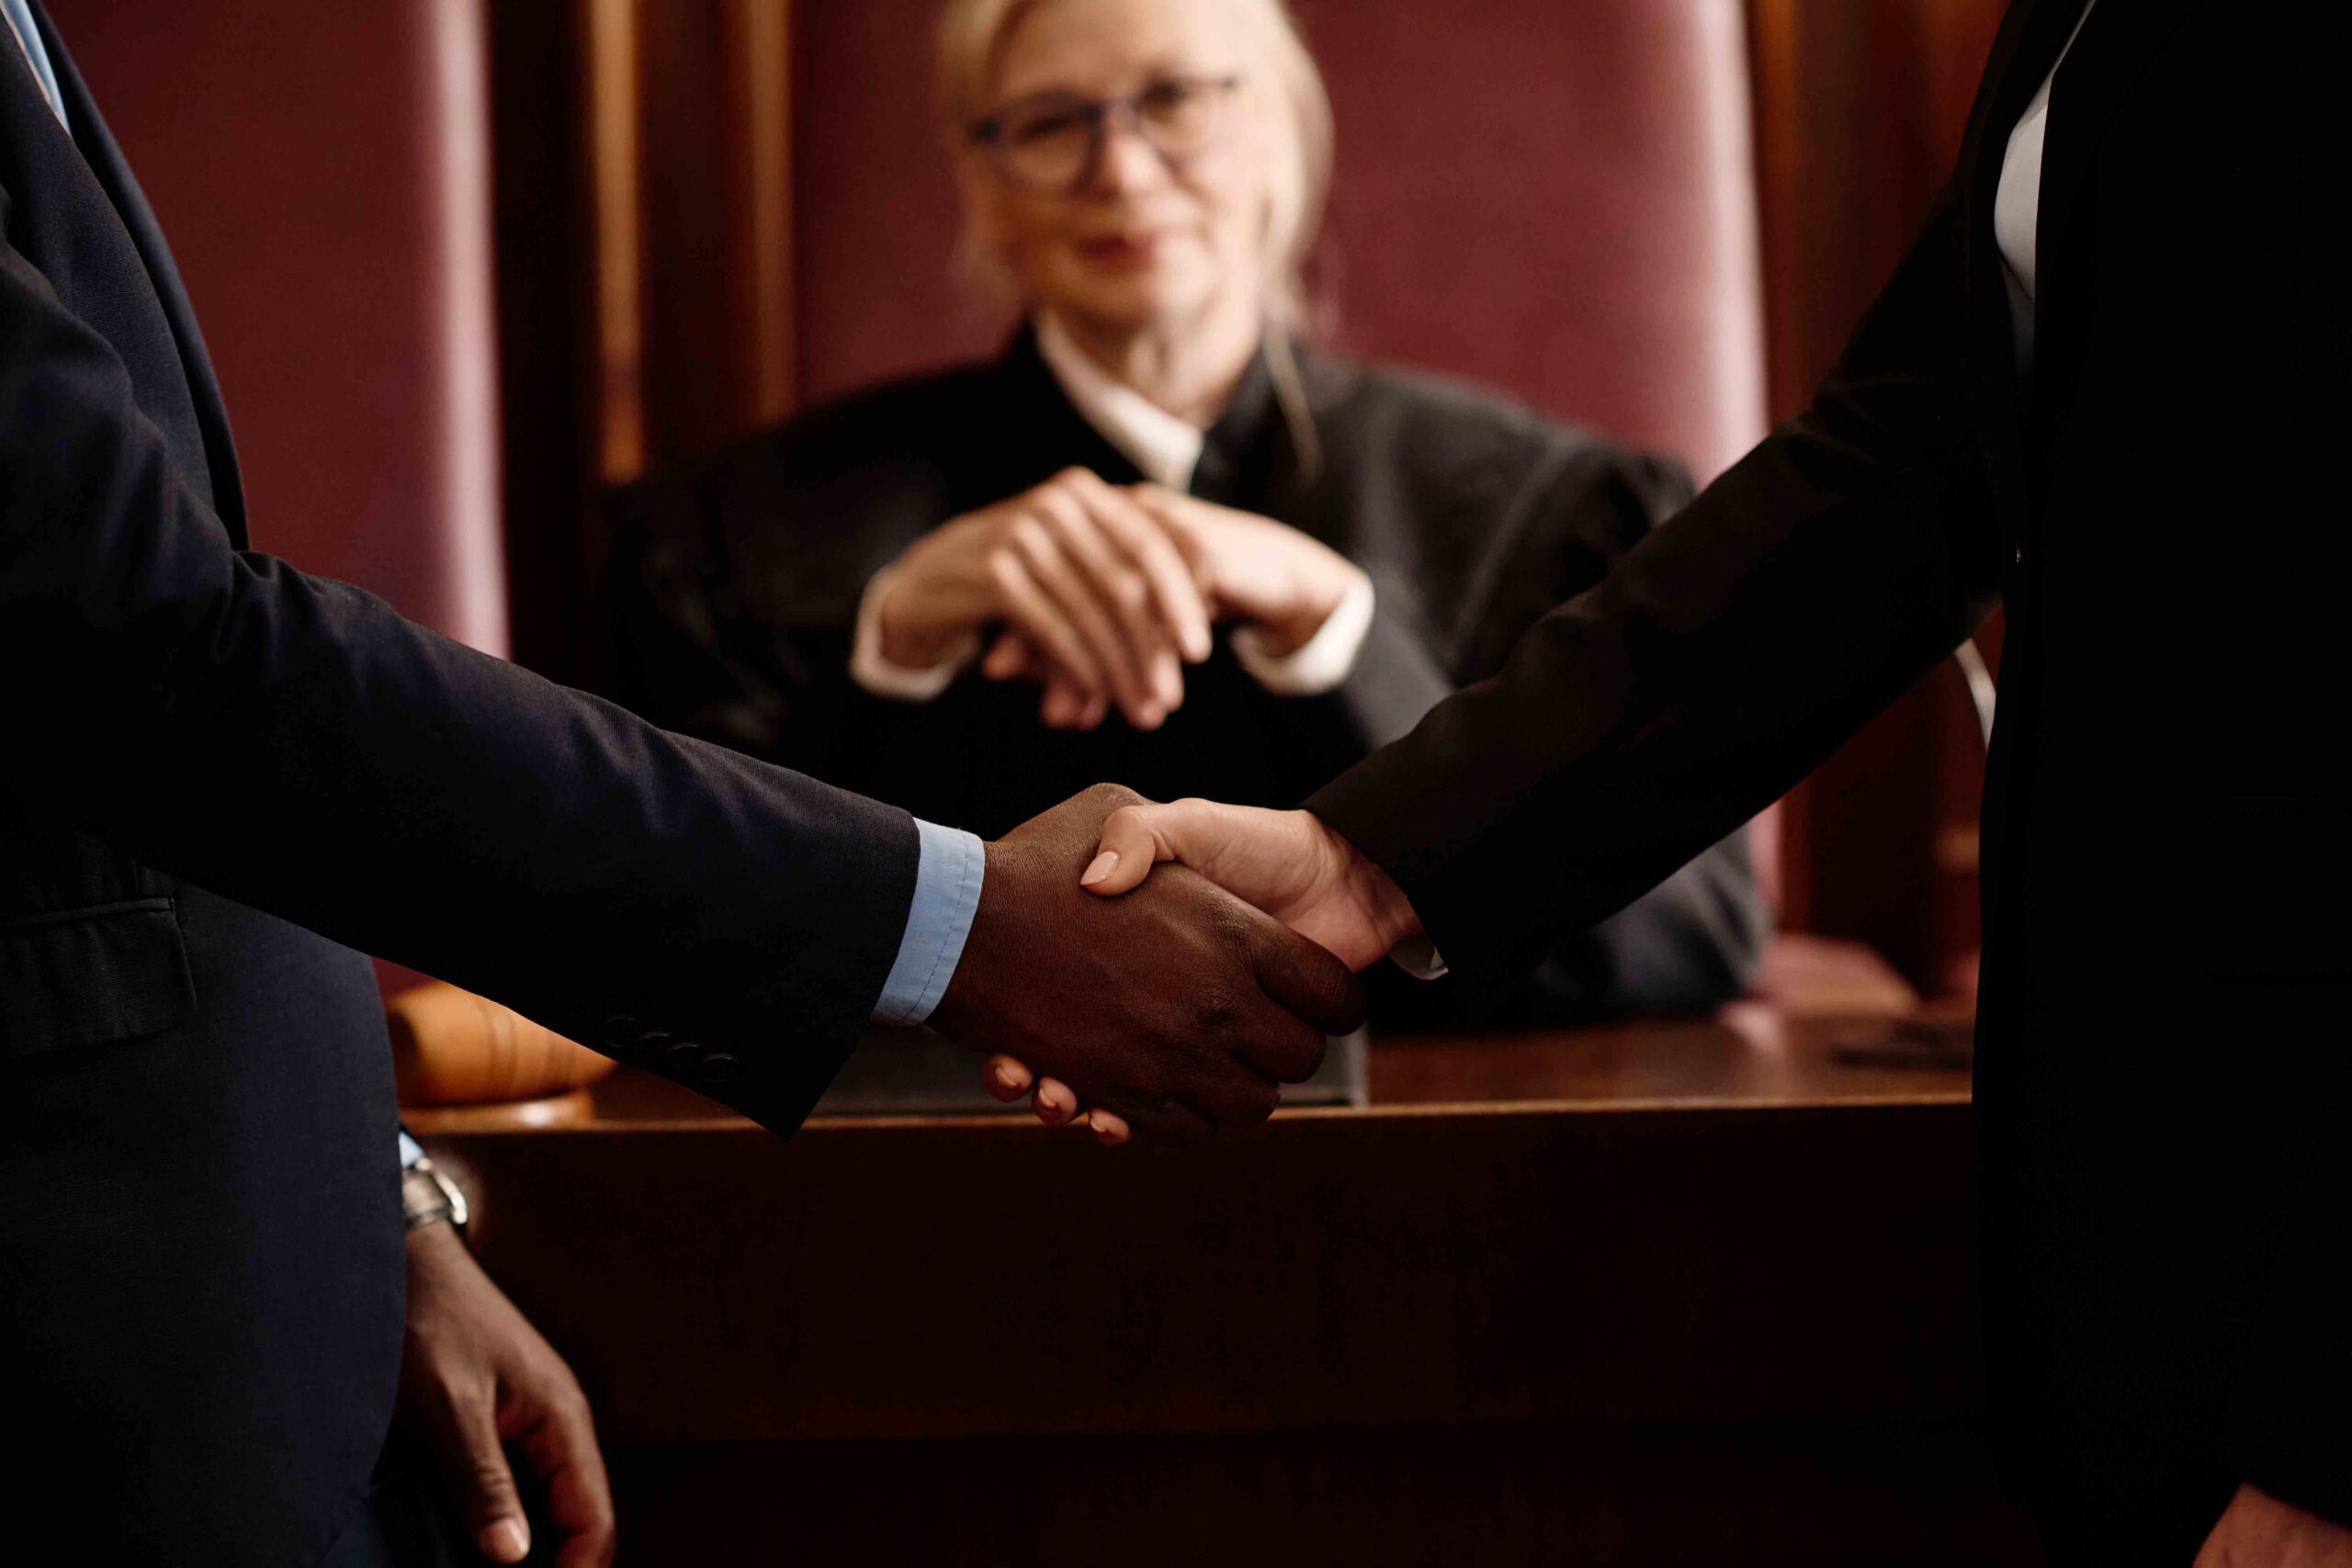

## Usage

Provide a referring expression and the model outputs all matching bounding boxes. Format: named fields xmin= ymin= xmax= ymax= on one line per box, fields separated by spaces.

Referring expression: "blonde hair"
xmin=934 ymin=0 xmax=1334 ymax=341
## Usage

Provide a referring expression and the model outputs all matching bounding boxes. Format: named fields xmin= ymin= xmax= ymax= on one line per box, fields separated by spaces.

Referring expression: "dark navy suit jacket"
xmin=0 ymin=4 xmax=919 ymax=1557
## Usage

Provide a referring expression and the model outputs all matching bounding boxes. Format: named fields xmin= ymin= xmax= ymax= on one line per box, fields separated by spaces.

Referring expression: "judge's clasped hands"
xmin=877 ymin=467 xmax=1366 ymax=731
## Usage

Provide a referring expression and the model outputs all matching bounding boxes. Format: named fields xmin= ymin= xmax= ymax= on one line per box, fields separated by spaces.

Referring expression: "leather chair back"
xmin=793 ymin=0 xmax=1767 ymax=485
xmin=55 ymin=0 xmax=508 ymax=653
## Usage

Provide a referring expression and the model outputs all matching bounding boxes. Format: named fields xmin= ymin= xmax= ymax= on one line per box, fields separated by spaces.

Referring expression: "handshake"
xmin=932 ymin=783 xmax=1425 ymax=1144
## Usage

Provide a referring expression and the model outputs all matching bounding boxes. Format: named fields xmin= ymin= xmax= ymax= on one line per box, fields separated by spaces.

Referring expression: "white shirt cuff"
xmin=1388 ymin=934 xmax=1449 ymax=981
xmin=850 ymin=566 xmax=978 ymax=702
xmin=1230 ymin=568 xmax=1375 ymax=697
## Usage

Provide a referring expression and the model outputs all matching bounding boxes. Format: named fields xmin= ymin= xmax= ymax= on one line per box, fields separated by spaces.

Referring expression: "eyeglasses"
xmin=970 ymin=75 xmax=1242 ymax=194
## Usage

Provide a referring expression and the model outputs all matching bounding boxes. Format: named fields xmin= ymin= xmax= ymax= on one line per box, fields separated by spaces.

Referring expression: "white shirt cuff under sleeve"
xmin=850 ymin=566 xmax=979 ymax=702
xmin=1230 ymin=567 xmax=1376 ymax=697
xmin=1388 ymin=934 xmax=1449 ymax=981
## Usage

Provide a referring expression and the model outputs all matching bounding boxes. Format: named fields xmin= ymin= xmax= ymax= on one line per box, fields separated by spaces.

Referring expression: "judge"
xmin=607 ymin=0 xmax=1765 ymax=1032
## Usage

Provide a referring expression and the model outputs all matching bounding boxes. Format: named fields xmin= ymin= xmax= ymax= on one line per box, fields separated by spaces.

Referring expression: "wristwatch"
xmin=400 ymin=1149 xmax=470 ymax=1235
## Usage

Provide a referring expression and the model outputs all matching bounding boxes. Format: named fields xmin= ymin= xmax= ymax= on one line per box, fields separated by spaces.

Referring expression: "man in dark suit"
xmin=1049 ymin=1 xmax=2350 ymax=1560
xmin=0 ymin=2 xmax=1359 ymax=1560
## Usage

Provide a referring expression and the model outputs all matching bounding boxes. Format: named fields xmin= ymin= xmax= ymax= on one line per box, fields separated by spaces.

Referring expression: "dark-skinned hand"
xmin=397 ymin=1221 xmax=616 ymax=1567
xmin=931 ymin=784 xmax=1366 ymax=1139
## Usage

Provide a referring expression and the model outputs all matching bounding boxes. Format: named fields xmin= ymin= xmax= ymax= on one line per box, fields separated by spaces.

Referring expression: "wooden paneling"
xmin=486 ymin=0 xmax=599 ymax=684
xmin=493 ymin=0 xmax=795 ymax=685
xmin=412 ymin=1013 xmax=2020 ymax=1562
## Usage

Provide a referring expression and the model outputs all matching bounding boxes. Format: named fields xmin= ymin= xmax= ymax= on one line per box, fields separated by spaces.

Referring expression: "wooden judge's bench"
xmin=407 ymin=977 xmax=2048 ymax=1566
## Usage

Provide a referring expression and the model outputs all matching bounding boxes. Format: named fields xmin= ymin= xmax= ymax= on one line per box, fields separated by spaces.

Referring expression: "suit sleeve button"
xmin=663 ymin=1039 xmax=706 ymax=1073
xmin=626 ymin=1030 xmax=672 ymax=1062
xmin=696 ymin=1053 xmax=741 ymax=1085
xmin=601 ymin=1015 xmax=642 ymax=1047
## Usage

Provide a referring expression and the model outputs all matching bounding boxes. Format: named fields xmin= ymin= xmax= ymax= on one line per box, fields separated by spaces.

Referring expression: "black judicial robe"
xmin=609 ymin=333 xmax=1767 ymax=1023
xmin=2 ymin=5 xmax=923 ymax=1557
xmin=1302 ymin=1 xmax=2349 ymax=1559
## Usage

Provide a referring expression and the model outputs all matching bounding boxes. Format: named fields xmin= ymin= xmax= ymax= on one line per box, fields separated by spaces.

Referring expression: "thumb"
xmin=425 ymin=1392 xmax=532 ymax=1563
xmin=1080 ymin=797 xmax=1307 ymax=905
xmin=1080 ymin=799 xmax=1202 ymax=895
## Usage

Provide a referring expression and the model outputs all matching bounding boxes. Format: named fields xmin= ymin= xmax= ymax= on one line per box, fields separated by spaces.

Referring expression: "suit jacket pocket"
xmin=2207 ymin=802 xmax=2352 ymax=982
xmin=0 ymin=897 xmax=197 ymax=1057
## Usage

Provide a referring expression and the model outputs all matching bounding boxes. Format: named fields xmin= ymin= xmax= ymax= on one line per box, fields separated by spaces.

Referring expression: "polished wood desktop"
xmin=408 ymin=1003 xmax=2036 ymax=1565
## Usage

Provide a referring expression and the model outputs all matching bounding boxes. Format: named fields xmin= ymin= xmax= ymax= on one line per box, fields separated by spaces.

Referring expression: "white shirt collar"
xmin=1034 ymin=313 xmax=1206 ymax=491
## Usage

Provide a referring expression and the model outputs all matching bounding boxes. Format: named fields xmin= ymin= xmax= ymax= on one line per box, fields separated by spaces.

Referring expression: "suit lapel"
xmin=1957 ymin=0 xmax=2088 ymax=538
xmin=29 ymin=0 xmax=248 ymax=545
xmin=2030 ymin=0 xmax=2199 ymax=388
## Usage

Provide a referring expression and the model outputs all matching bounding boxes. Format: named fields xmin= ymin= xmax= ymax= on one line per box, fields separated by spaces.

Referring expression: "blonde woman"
xmin=610 ymin=0 xmax=1763 ymax=1027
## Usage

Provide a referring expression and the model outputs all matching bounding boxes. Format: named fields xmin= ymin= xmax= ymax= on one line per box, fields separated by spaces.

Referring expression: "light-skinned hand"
xmin=1128 ymin=486 xmax=1361 ymax=656
xmin=976 ymin=485 xmax=1363 ymax=730
xmin=2195 ymin=1483 xmax=2352 ymax=1568
xmin=879 ymin=468 xmax=1211 ymax=730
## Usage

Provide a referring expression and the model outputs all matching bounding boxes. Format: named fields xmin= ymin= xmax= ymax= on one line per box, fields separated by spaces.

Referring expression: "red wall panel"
xmin=792 ymin=0 xmax=1766 ymax=484
xmin=51 ymin=0 xmax=509 ymax=654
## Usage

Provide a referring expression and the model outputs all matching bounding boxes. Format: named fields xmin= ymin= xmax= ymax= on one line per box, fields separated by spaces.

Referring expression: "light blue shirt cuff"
xmin=872 ymin=818 xmax=985 ymax=1026
xmin=398 ymin=1130 xmax=424 ymax=1168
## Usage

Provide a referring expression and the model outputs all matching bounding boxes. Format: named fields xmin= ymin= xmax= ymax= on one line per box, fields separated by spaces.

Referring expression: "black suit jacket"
xmin=1 ymin=6 xmax=921 ymax=1557
xmin=1309 ymin=0 xmax=2346 ymax=1556
xmin=609 ymin=333 xmax=1764 ymax=1024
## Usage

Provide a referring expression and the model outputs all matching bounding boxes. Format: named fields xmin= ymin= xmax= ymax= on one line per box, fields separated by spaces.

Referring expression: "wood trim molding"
xmin=584 ymin=0 xmax=645 ymax=483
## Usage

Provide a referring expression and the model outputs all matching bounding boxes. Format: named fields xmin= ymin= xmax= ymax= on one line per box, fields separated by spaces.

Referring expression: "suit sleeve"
xmin=0 ymin=197 xmax=917 ymax=1136
xmin=1316 ymin=441 xmax=1766 ymax=1025
xmin=1306 ymin=185 xmax=2003 ymax=1016
xmin=1483 ymin=448 xmax=1765 ymax=1021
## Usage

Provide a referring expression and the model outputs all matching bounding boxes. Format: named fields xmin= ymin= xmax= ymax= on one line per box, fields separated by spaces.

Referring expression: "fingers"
xmin=980 ymin=1057 xmax=1123 ymax=1140
xmin=1235 ymin=998 xmax=1335 ymax=1085
xmin=1039 ymin=678 xmax=1107 ymax=730
xmin=1123 ymin=483 xmax=1217 ymax=596
xmin=417 ymin=1377 xmax=534 ymax=1564
xmin=1006 ymin=506 xmax=1164 ymax=728
xmin=983 ymin=1055 xmax=1032 ymax=1101
xmin=1033 ymin=1076 xmax=1081 ymax=1126
xmin=980 ymin=630 xmax=1030 ymax=681
xmin=1061 ymin=470 xmax=1213 ymax=664
xmin=511 ymin=1380 xmax=616 ymax=1568
xmin=1080 ymin=797 xmax=1235 ymax=896
xmin=1106 ymin=1093 xmax=1218 ymax=1144
xmin=986 ymin=547 xmax=1110 ymax=703
xmin=1031 ymin=482 xmax=1188 ymax=713
xmin=1080 ymin=802 xmax=1168 ymax=895
xmin=1250 ymin=919 xmax=1370 ymax=1040
xmin=982 ymin=466 xmax=1219 ymax=729
xmin=1183 ymin=1054 xmax=1286 ymax=1125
